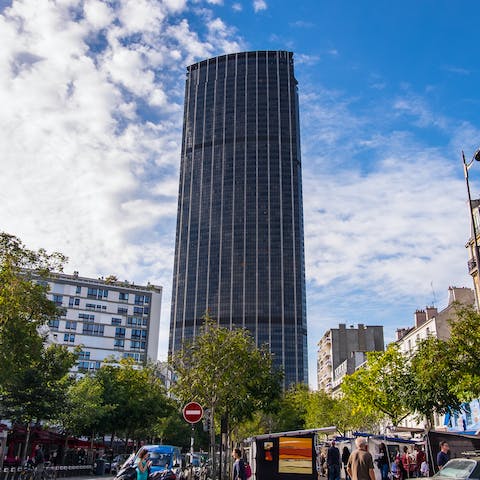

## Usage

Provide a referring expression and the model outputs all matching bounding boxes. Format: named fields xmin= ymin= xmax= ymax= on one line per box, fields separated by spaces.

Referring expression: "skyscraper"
xmin=169 ymin=50 xmax=307 ymax=386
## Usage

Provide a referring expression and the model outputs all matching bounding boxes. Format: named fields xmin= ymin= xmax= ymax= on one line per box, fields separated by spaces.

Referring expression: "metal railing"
xmin=0 ymin=465 xmax=94 ymax=480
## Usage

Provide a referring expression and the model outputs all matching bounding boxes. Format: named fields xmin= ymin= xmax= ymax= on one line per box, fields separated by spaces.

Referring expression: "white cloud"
xmin=83 ymin=0 xmax=113 ymax=30
xmin=253 ymin=0 xmax=267 ymax=13
xmin=232 ymin=3 xmax=242 ymax=12
xmin=0 ymin=0 xmax=245 ymax=363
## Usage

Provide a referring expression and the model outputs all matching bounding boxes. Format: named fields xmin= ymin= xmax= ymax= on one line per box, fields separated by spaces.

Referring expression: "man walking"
xmin=33 ymin=445 xmax=45 ymax=480
xmin=347 ymin=438 xmax=375 ymax=480
xmin=327 ymin=441 xmax=341 ymax=480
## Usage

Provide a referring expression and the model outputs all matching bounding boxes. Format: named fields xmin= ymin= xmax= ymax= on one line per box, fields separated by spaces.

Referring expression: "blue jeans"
xmin=381 ymin=464 xmax=389 ymax=480
xmin=328 ymin=464 xmax=340 ymax=480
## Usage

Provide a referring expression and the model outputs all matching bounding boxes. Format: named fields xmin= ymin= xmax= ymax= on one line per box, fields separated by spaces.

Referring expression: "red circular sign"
xmin=183 ymin=402 xmax=204 ymax=423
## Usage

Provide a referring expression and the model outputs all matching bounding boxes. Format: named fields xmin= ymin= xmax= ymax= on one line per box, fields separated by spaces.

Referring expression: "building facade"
xmin=317 ymin=323 xmax=384 ymax=393
xmin=45 ymin=271 xmax=162 ymax=372
xmin=169 ymin=51 xmax=308 ymax=386
xmin=466 ymin=199 xmax=480 ymax=309
xmin=396 ymin=286 xmax=474 ymax=431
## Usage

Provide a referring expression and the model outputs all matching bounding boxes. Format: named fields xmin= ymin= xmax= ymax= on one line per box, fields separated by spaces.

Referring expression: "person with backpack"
xmin=232 ymin=448 xmax=246 ymax=480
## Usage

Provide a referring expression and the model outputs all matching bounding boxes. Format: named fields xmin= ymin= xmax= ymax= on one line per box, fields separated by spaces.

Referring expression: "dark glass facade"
xmin=169 ymin=51 xmax=307 ymax=387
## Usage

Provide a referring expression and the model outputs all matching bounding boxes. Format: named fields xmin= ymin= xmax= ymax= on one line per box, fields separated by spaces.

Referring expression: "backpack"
xmin=245 ymin=463 xmax=252 ymax=479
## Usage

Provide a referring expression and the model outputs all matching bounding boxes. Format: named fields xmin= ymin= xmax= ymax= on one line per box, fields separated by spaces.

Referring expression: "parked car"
xmin=111 ymin=454 xmax=132 ymax=475
xmin=430 ymin=458 xmax=480 ymax=480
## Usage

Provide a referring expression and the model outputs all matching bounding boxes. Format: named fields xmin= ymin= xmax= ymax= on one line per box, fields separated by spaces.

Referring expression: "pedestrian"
xmin=33 ymin=445 xmax=45 ymax=480
xmin=346 ymin=437 xmax=375 ymax=480
xmin=420 ymin=460 xmax=429 ymax=477
xmin=342 ymin=446 xmax=351 ymax=480
xmin=436 ymin=442 xmax=450 ymax=470
xmin=136 ymin=449 xmax=151 ymax=480
xmin=376 ymin=443 xmax=389 ymax=480
xmin=414 ymin=446 xmax=426 ymax=478
xmin=401 ymin=447 xmax=412 ymax=478
xmin=320 ymin=452 xmax=326 ymax=477
xmin=391 ymin=458 xmax=402 ymax=480
xmin=327 ymin=441 xmax=341 ymax=480
xmin=232 ymin=448 xmax=246 ymax=480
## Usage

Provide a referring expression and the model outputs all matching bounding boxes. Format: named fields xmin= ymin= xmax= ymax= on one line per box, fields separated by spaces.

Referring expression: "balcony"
xmin=468 ymin=258 xmax=477 ymax=273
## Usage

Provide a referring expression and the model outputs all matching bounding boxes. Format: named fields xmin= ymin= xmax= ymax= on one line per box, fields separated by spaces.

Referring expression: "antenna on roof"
xmin=430 ymin=281 xmax=437 ymax=307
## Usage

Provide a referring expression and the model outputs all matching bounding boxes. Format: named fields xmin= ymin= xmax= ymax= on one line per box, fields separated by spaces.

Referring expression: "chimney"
xmin=396 ymin=328 xmax=408 ymax=341
xmin=425 ymin=306 xmax=437 ymax=320
xmin=414 ymin=310 xmax=427 ymax=328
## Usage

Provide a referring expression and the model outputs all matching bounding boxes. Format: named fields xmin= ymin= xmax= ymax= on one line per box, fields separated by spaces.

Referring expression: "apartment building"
xmin=45 ymin=271 xmax=161 ymax=372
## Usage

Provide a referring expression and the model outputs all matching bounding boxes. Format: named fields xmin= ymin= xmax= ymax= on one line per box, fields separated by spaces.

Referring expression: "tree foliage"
xmin=0 ymin=232 xmax=68 ymax=388
xmin=304 ymin=390 xmax=381 ymax=436
xmin=341 ymin=344 xmax=412 ymax=426
xmin=0 ymin=233 xmax=75 ymax=460
xmin=408 ymin=336 xmax=461 ymax=427
xmin=446 ymin=305 xmax=480 ymax=400
xmin=170 ymin=319 xmax=283 ymax=433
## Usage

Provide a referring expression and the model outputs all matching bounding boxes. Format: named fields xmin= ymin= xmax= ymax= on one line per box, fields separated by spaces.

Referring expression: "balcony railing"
xmin=468 ymin=258 xmax=477 ymax=273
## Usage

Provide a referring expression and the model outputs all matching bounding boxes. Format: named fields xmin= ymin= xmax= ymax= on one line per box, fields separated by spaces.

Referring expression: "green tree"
xmin=91 ymin=358 xmax=171 ymax=446
xmin=170 ymin=319 xmax=283 ymax=476
xmin=303 ymin=390 xmax=380 ymax=436
xmin=0 ymin=232 xmax=67 ymax=386
xmin=0 ymin=233 xmax=75 ymax=459
xmin=446 ymin=305 xmax=480 ymax=400
xmin=341 ymin=344 xmax=411 ymax=426
xmin=408 ymin=336 xmax=461 ymax=428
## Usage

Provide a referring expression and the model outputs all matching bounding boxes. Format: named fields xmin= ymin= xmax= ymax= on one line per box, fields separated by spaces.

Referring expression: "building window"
xmin=49 ymin=318 xmax=59 ymax=330
xmin=82 ymin=324 xmax=104 ymax=336
xmin=87 ymin=288 xmax=108 ymax=299
xmin=118 ymin=307 xmax=128 ymax=315
xmin=78 ymin=313 xmax=95 ymax=321
xmin=74 ymin=298 xmax=80 ymax=306
xmin=133 ymin=306 xmax=144 ymax=316
xmin=123 ymin=352 xmax=144 ymax=361
xmin=115 ymin=327 xmax=126 ymax=338
xmin=127 ymin=316 xmax=142 ymax=326
xmin=64 ymin=333 xmax=75 ymax=343
xmin=78 ymin=351 xmax=90 ymax=360
xmin=119 ymin=292 xmax=129 ymax=301
xmin=78 ymin=360 xmax=100 ymax=372
xmin=52 ymin=294 xmax=63 ymax=306
xmin=111 ymin=317 xmax=122 ymax=325
xmin=134 ymin=295 xmax=146 ymax=305
xmin=131 ymin=329 xmax=147 ymax=340
xmin=114 ymin=339 xmax=125 ymax=348
xmin=130 ymin=340 xmax=146 ymax=350
xmin=66 ymin=320 xmax=77 ymax=330
xmin=76 ymin=286 xmax=81 ymax=294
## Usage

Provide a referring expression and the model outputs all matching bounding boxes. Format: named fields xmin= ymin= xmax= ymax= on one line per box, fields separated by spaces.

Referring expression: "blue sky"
xmin=1 ymin=0 xmax=480 ymax=387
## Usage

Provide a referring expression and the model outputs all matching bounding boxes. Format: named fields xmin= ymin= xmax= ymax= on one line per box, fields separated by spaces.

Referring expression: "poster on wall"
xmin=444 ymin=399 xmax=480 ymax=432
xmin=278 ymin=436 xmax=313 ymax=474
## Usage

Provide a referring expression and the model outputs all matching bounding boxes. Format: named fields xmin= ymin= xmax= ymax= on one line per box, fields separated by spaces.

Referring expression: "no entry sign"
xmin=183 ymin=402 xmax=203 ymax=423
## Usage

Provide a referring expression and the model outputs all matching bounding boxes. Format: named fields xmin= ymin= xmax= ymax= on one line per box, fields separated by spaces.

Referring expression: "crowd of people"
xmin=318 ymin=438 xmax=442 ymax=480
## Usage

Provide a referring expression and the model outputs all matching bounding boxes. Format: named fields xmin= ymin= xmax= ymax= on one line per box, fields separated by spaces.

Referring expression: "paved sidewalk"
xmin=60 ymin=475 xmax=114 ymax=480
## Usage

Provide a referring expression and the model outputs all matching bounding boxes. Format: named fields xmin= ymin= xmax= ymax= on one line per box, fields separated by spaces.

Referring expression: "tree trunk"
xmin=61 ymin=431 xmax=69 ymax=465
xmin=21 ymin=423 xmax=31 ymax=463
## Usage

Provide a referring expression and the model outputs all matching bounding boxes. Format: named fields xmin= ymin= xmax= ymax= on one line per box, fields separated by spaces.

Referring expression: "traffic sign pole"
xmin=183 ymin=402 xmax=204 ymax=456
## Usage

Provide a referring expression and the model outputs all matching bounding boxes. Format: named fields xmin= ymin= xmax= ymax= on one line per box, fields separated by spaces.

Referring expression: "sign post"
xmin=183 ymin=402 xmax=203 ymax=454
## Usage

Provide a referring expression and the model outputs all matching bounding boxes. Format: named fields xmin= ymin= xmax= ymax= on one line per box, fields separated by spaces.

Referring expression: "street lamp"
xmin=462 ymin=148 xmax=480 ymax=308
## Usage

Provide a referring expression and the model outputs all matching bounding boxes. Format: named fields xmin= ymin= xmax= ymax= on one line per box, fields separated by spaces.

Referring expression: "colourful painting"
xmin=278 ymin=437 xmax=313 ymax=474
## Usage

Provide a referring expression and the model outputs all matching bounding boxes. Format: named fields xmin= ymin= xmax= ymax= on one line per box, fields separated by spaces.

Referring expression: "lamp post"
xmin=462 ymin=148 xmax=480 ymax=309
